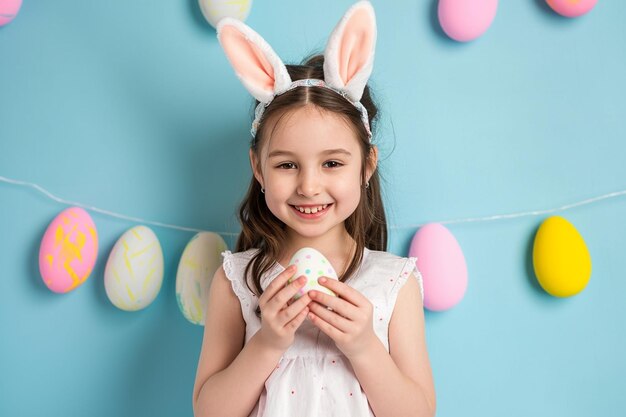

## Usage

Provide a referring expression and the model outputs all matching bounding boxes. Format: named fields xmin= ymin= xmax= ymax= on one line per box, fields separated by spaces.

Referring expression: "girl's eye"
xmin=323 ymin=160 xmax=343 ymax=168
xmin=277 ymin=162 xmax=296 ymax=169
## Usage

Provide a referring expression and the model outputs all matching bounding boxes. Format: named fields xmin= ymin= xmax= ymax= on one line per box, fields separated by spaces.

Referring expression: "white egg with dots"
xmin=287 ymin=247 xmax=338 ymax=300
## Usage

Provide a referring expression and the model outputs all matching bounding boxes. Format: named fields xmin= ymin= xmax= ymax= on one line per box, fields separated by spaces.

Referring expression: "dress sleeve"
xmin=388 ymin=256 xmax=425 ymax=311
xmin=221 ymin=250 xmax=257 ymax=321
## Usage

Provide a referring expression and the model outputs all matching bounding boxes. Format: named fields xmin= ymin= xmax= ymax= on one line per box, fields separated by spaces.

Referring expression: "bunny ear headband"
xmin=216 ymin=1 xmax=377 ymax=140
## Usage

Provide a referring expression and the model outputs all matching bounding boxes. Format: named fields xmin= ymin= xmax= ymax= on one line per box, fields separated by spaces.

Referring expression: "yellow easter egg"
xmin=198 ymin=0 xmax=253 ymax=28
xmin=533 ymin=216 xmax=591 ymax=297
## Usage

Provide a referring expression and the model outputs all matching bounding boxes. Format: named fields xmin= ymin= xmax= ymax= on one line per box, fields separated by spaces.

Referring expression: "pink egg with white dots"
xmin=39 ymin=207 xmax=98 ymax=293
xmin=546 ymin=0 xmax=598 ymax=18
xmin=0 ymin=0 xmax=23 ymax=26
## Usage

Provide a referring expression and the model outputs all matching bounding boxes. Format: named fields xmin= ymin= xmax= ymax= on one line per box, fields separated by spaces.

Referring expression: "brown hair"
xmin=235 ymin=54 xmax=387 ymax=309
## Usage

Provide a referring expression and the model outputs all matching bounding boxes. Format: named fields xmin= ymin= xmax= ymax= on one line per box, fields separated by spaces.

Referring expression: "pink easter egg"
xmin=438 ymin=0 xmax=498 ymax=42
xmin=0 ymin=0 xmax=23 ymax=27
xmin=546 ymin=0 xmax=597 ymax=18
xmin=409 ymin=223 xmax=467 ymax=311
xmin=39 ymin=207 xmax=98 ymax=293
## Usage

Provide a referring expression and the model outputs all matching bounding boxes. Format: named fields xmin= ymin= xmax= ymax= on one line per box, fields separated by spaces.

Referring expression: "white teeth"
xmin=294 ymin=204 xmax=328 ymax=214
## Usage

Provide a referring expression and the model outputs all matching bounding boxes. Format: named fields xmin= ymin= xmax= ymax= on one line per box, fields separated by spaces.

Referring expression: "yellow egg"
xmin=198 ymin=0 xmax=253 ymax=28
xmin=533 ymin=216 xmax=592 ymax=297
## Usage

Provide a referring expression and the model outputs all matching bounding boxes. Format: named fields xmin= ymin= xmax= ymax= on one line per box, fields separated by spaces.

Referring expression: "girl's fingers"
xmin=317 ymin=277 xmax=367 ymax=307
xmin=262 ymin=265 xmax=297 ymax=301
xmin=308 ymin=288 xmax=358 ymax=320
xmin=279 ymin=294 xmax=312 ymax=326
xmin=308 ymin=301 xmax=351 ymax=332
xmin=271 ymin=276 xmax=308 ymax=308
xmin=286 ymin=305 xmax=310 ymax=331
xmin=308 ymin=309 xmax=343 ymax=339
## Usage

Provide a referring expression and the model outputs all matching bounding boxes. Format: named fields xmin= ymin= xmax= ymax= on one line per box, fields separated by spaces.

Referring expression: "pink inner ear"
xmin=338 ymin=8 xmax=374 ymax=85
xmin=221 ymin=26 xmax=275 ymax=92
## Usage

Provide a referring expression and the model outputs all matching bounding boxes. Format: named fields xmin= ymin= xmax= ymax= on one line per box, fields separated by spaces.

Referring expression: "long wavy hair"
xmin=235 ymin=54 xmax=387 ymax=307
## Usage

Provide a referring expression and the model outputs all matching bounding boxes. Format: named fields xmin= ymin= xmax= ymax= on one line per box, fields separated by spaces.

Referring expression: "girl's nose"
xmin=296 ymin=169 xmax=322 ymax=197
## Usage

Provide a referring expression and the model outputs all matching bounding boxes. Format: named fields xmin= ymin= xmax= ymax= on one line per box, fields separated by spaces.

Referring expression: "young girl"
xmin=193 ymin=2 xmax=435 ymax=416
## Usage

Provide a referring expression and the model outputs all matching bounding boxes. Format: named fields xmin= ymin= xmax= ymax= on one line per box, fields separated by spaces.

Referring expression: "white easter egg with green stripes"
xmin=104 ymin=225 xmax=164 ymax=311
xmin=176 ymin=232 xmax=228 ymax=325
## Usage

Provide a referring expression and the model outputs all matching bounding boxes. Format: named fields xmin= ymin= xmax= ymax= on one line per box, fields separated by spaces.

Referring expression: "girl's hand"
xmin=308 ymin=277 xmax=379 ymax=360
xmin=256 ymin=265 xmax=312 ymax=353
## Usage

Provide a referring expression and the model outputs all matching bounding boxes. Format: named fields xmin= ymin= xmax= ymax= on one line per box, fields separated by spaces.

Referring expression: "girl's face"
xmin=251 ymin=105 xmax=377 ymax=245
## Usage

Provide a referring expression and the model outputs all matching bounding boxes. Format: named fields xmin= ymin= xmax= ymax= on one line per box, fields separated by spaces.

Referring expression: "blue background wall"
xmin=1 ymin=1 xmax=625 ymax=416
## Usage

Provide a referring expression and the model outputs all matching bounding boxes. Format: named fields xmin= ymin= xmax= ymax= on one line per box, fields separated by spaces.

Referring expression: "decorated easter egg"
xmin=198 ymin=0 xmax=253 ymax=28
xmin=546 ymin=0 xmax=597 ymax=18
xmin=104 ymin=225 xmax=164 ymax=311
xmin=409 ymin=223 xmax=467 ymax=311
xmin=176 ymin=232 xmax=228 ymax=325
xmin=0 ymin=0 xmax=22 ymax=27
xmin=39 ymin=207 xmax=98 ymax=293
xmin=533 ymin=216 xmax=591 ymax=297
xmin=438 ymin=0 xmax=498 ymax=42
xmin=287 ymin=247 xmax=338 ymax=300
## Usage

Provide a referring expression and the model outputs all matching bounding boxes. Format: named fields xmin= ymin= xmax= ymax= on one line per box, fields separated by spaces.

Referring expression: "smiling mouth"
xmin=290 ymin=204 xmax=332 ymax=214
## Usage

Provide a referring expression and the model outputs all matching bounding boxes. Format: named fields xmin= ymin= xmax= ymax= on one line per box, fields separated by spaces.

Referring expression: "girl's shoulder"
xmin=220 ymin=249 xmax=262 ymax=323
xmin=221 ymin=248 xmax=259 ymax=270
xmin=362 ymin=248 xmax=419 ymax=275
xmin=357 ymin=248 xmax=424 ymax=301
xmin=363 ymin=248 xmax=413 ymax=263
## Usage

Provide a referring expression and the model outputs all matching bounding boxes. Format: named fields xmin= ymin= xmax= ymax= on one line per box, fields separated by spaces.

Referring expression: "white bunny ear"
xmin=217 ymin=18 xmax=292 ymax=104
xmin=324 ymin=1 xmax=377 ymax=102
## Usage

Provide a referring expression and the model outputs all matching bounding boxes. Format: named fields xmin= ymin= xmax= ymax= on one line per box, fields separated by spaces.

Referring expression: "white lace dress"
xmin=222 ymin=247 xmax=424 ymax=417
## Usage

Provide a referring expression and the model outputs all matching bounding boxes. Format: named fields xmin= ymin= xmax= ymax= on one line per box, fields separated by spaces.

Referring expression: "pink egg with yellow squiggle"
xmin=39 ymin=207 xmax=98 ymax=293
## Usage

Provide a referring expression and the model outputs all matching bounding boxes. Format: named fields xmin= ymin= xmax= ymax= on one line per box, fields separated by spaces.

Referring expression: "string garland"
xmin=2 ymin=174 xmax=625 ymax=234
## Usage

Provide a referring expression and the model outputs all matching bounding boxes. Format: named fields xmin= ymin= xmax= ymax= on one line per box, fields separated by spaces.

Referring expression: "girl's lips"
xmin=290 ymin=203 xmax=332 ymax=219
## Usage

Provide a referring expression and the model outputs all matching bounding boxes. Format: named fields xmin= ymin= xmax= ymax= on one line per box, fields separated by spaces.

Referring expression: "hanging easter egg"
xmin=176 ymin=232 xmax=228 ymax=325
xmin=546 ymin=0 xmax=597 ymax=18
xmin=533 ymin=216 xmax=591 ymax=297
xmin=104 ymin=225 xmax=164 ymax=311
xmin=39 ymin=207 xmax=98 ymax=293
xmin=409 ymin=223 xmax=467 ymax=311
xmin=438 ymin=0 xmax=498 ymax=42
xmin=199 ymin=0 xmax=253 ymax=28
xmin=0 ymin=0 xmax=22 ymax=27
xmin=287 ymin=247 xmax=338 ymax=301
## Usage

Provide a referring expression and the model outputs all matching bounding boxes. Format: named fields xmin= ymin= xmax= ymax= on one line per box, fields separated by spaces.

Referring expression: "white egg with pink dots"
xmin=287 ymin=247 xmax=338 ymax=300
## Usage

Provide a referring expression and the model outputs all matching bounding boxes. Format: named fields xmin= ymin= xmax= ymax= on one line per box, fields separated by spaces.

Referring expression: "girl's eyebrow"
xmin=268 ymin=148 xmax=352 ymax=158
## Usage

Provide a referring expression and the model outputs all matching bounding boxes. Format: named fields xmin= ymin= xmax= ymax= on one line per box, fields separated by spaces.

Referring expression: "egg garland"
xmin=39 ymin=207 xmax=98 ymax=293
xmin=0 ymin=0 xmax=22 ymax=27
xmin=11 ymin=161 xmax=612 ymax=315
xmin=409 ymin=223 xmax=468 ymax=311
xmin=104 ymin=225 xmax=164 ymax=311
xmin=287 ymin=247 xmax=338 ymax=301
xmin=546 ymin=0 xmax=598 ymax=18
xmin=533 ymin=216 xmax=592 ymax=297
xmin=198 ymin=0 xmax=253 ymax=28
xmin=438 ymin=0 xmax=498 ymax=42
xmin=175 ymin=232 xmax=228 ymax=325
